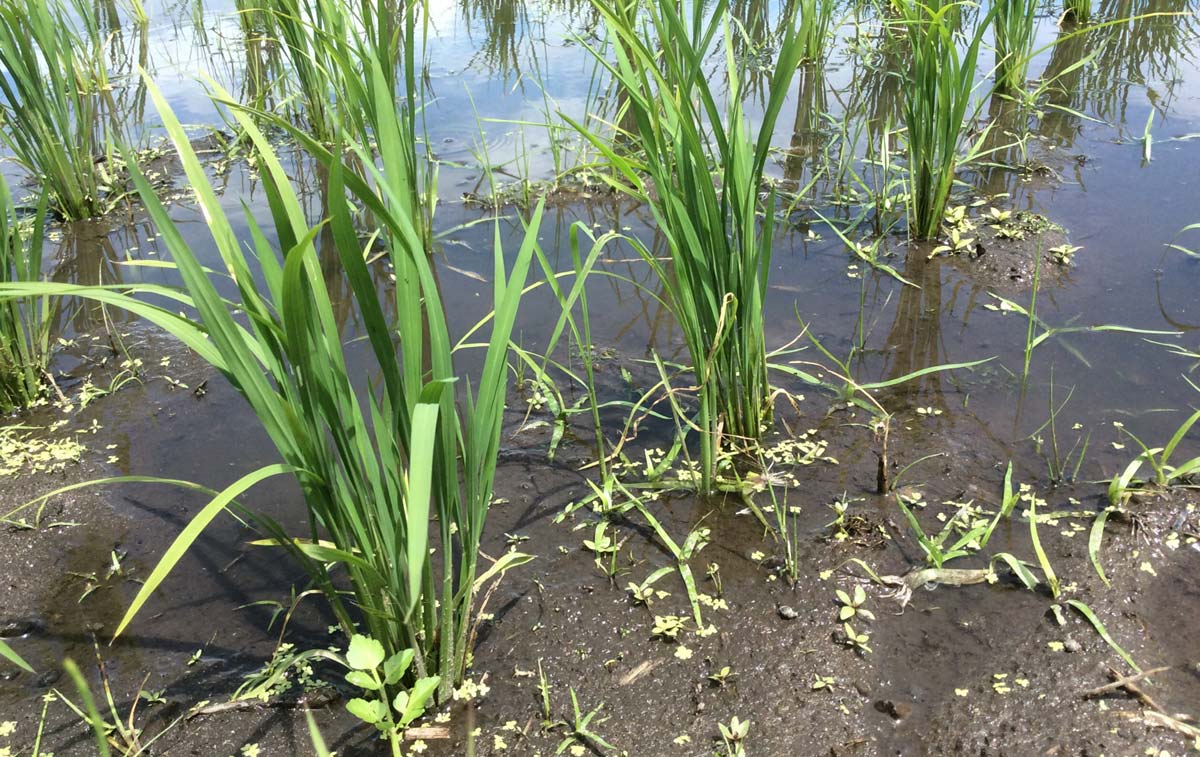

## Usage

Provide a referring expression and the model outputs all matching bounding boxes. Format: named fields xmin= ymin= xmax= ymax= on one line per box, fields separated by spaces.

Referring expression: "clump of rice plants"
xmin=793 ymin=0 xmax=838 ymax=63
xmin=993 ymin=0 xmax=1040 ymax=91
xmin=4 ymin=72 xmax=540 ymax=710
xmin=254 ymin=0 xmax=434 ymax=243
xmin=892 ymin=0 xmax=994 ymax=240
xmin=1062 ymin=0 xmax=1091 ymax=23
xmin=0 ymin=177 xmax=52 ymax=412
xmin=0 ymin=0 xmax=118 ymax=220
xmin=568 ymin=0 xmax=805 ymax=490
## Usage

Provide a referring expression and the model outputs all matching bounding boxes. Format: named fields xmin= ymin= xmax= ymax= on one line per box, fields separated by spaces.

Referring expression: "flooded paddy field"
xmin=1 ymin=0 xmax=1199 ymax=754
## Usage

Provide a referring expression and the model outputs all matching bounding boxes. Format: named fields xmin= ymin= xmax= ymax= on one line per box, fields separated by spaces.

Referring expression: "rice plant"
xmin=0 ymin=0 xmax=118 ymax=220
xmin=1108 ymin=409 xmax=1200 ymax=505
xmin=255 ymin=0 xmax=434 ymax=243
xmin=892 ymin=0 xmax=994 ymax=240
xmin=4 ymin=72 xmax=541 ymax=707
xmin=0 ymin=177 xmax=52 ymax=412
xmin=993 ymin=0 xmax=1040 ymax=91
xmin=568 ymin=0 xmax=806 ymax=490
xmin=1062 ymin=0 xmax=1091 ymax=23
xmin=792 ymin=0 xmax=838 ymax=63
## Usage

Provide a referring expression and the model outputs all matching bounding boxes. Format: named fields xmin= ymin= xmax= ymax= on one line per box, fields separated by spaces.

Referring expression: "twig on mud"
xmin=1079 ymin=665 xmax=1170 ymax=704
xmin=1139 ymin=710 xmax=1200 ymax=737
xmin=1086 ymin=664 xmax=1200 ymax=741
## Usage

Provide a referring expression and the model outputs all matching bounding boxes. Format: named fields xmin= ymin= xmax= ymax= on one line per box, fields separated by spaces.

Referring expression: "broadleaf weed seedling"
xmin=708 ymin=665 xmax=736 ymax=688
xmin=836 ymin=584 xmax=875 ymax=622
xmin=341 ymin=635 xmax=440 ymax=755
xmin=842 ymin=622 xmax=873 ymax=654
xmin=718 ymin=715 xmax=750 ymax=757
xmin=627 ymin=566 xmax=673 ymax=606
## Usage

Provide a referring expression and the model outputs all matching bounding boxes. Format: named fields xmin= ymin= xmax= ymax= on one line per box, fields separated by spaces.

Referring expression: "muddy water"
xmin=2 ymin=0 xmax=1200 ymax=754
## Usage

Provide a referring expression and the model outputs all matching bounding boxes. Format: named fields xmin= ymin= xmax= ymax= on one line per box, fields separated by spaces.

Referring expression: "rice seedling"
xmin=56 ymin=639 xmax=188 ymax=756
xmin=0 ymin=0 xmax=120 ymax=219
xmin=1107 ymin=409 xmax=1200 ymax=505
xmin=3 ymin=72 xmax=542 ymax=709
xmin=993 ymin=0 xmax=1040 ymax=92
xmin=791 ymin=0 xmax=839 ymax=63
xmin=0 ymin=177 xmax=54 ymax=412
xmin=253 ymin=0 xmax=435 ymax=242
xmin=258 ymin=0 xmax=356 ymax=142
xmin=986 ymin=248 xmax=1177 ymax=380
xmin=1066 ymin=600 xmax=1141 ymax=672
xmin=567 ymin=0 xmax=807 ymax=489
xmin=1165 ymin=221 xmax=1200 ymax=259
xmin=762 ymin=480 xmax=803 ymax=586
xmin=1026 ymin=373 xmax=1091 ymax=485
xmin=305 ymin=709 xmax=333 ymax=757
xmin=891 ymin=0 xmax=995 ymax=240
xmin=1062 ymin=0 xmax=1091 ymax=22
xmin=1026 ymin=495 xmax=1060 ymax=597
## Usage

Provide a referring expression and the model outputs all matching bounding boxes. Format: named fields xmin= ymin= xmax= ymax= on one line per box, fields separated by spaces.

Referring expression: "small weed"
xmin=836 ymin=585 xmax=875 ymax=622
xmin=553 ymin=689 xmax=617 ymax=755
xmin=842 ymin=623 xmax=873 ymax=654
xmin=708 ymin=665 xmax=736 ymax=687
xmin=717 ymin=715 xmax=750 ymax=757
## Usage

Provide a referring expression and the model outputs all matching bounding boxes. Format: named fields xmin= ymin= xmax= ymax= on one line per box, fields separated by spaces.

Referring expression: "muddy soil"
xmin=2 ymin=348 xmax=1197 ymax=756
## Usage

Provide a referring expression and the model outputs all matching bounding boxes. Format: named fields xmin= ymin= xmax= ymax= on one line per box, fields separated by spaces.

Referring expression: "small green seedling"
xmin=825 ymin=494 xmax=854 ymax=542
xmin=342 ymin=635 xmax=439 ymax=755
xmin=582 ymin=520 xmax=625 ymax=578
xmin=842 ymin=623 xmax=873 ymax=654
xmin=708 ymin=665 xmax=736 ymax=687
xmin=555 ymin=689 xmax=617 ymax=755
xmin=652 ymin=615 xmax=687 ymax=640
xmin=627 ymin=566 xmax=673 ymax=606
xmin=836 ymin=585 xmax=874 ymax=622
xmin=811 ymin=673 xmax=836 ymax=691
xmin=718 ymin=716 xmax=750 ymax=757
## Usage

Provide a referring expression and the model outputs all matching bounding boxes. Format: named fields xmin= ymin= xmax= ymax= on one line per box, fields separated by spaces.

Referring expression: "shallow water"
xmin=33 ymin=0 xmax=1200 ymax=462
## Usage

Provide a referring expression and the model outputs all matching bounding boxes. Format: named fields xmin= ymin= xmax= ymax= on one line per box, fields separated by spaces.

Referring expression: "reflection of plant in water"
xmin=1037 ymin=17 xmax=1093 ymax=150
xmin=781 ymin=62 xmax=830 ymax=202
xmin=1080 ymin=0 xmax=1197 ymax=129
